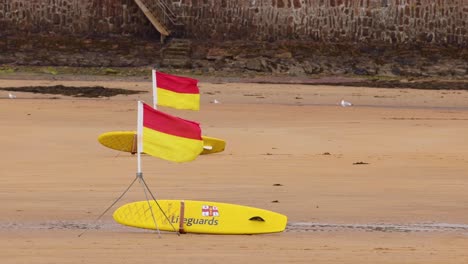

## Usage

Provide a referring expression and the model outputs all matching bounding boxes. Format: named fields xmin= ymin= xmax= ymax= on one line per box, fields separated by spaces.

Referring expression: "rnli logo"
xmin=202 ymin=205 xmax=219 ymax=217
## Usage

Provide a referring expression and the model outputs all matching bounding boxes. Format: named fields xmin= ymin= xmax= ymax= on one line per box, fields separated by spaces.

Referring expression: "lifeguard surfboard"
xmin=98 ymin=131 xmax=226 ymax=155
xmin=113 ymin=200 xmax=287 ymax=234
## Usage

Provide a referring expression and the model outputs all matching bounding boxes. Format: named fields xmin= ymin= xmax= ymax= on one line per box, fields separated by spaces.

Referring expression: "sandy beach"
xmin=1 ymin=77 xmax=468 ymax=263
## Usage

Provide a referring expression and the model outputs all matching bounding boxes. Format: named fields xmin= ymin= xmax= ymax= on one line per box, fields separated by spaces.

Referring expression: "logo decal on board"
xmin=202 ymin=205 xmax=219 ymax=217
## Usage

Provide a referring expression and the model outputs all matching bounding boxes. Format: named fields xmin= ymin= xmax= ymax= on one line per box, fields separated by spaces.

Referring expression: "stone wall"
xmin=175 ymin=0 xmax=468 ymax=45
xmin=0 ymin=0 xmax=156 ymax=36
xmin=0 ymin=0 xmax=466 ymax=45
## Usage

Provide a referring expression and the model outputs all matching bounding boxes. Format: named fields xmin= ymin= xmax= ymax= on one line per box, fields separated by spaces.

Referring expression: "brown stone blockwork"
xmin=0 ymin=0 xmax=156 ymax=36
xmin=176 ymin=0 xmax=467 ymax=45
xmin=0 ymin=0 xmax=467 ymax=45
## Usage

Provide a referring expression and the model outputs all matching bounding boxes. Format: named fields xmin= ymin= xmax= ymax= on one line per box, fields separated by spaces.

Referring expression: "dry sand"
xmin=1 ymin=78 xmax=468 ymax=263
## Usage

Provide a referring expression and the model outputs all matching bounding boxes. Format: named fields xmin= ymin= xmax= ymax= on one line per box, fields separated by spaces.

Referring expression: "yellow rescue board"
xmin=98 ymin=131 xmax=226 ymax=155
xmin=113 ymin=200 xmax=287 ymax=234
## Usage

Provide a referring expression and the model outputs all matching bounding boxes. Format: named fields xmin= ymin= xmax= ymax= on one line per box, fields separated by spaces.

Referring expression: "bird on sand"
xmin=340 ymin=99 xmax=352 ymax=107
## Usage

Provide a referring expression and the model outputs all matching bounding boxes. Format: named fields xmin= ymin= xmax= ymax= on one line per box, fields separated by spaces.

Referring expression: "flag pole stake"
xmin=78 ymin=175 xmax=139 ymax=237
xmin=137 ymin=172 xmax=162 ymax=237
xmin=79 ymin=171 xmax=180 ymax=238
xmin=139 ymin=175 xmax=181 ymax=235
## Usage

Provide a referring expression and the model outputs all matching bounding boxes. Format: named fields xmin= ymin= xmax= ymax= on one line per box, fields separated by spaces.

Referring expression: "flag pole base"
xmin=136 ymin=172 xmax=143 ymax=179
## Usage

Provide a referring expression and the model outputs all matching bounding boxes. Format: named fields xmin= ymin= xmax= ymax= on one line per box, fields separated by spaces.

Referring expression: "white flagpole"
xmin=152 ymin=69 xmax=158 ymax=109
xmin=135 ymin=100 xmax=179 ymax=235
xmin=137 ymin=100 xmax=143 ymax=174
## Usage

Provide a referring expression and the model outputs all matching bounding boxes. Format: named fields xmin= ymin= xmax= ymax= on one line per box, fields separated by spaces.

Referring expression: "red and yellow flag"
xmin=141 ymin=103 xmax=203 ymax=162
xmin=154 ymin=71 xmax=200 ymax=110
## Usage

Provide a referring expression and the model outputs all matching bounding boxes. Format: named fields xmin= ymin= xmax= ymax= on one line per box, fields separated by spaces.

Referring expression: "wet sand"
xmin=1 ymin=78 xmax=468 ymax=263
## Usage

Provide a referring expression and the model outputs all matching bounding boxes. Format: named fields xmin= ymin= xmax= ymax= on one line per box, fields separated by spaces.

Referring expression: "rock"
xmin=353 ymin=67 xmax=369 ymax=75
xmin=302 ymin=61 xmax=323 ymax=74
xmin=206 ymin=48 xmax=233 ymax=60
xmin=274 ymin=51 xmax=293 ymax=59
xmin=287 ymin=65 xmax=306 ymax=76
xmin=245 ymin=58 xmax=264 ymax=71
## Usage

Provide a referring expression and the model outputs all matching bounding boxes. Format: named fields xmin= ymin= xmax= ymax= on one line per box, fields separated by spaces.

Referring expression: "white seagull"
xmin=340 ymin=99 xmax=352 ymax=107
xmin=8 ymin=93 xmax=16 ymax=99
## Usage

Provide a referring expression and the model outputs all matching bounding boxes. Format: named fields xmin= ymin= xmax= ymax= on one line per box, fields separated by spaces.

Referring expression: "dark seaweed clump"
xmin=0 ymin=85 xmax=145 ymax=98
